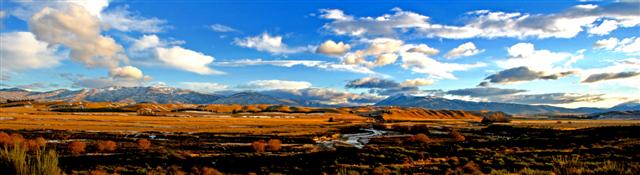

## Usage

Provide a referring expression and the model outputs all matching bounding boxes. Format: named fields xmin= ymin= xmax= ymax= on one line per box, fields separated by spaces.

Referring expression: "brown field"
xmin=2 ymin=101 xmax=640 ymax=174
xmin=0 ymin=103 xmax=368 ymax=135
xmin=500 ymin=119 xmax=640 ymax=130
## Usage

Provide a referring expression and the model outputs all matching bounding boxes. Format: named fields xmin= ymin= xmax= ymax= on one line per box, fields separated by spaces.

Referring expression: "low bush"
xmin=97 ymin=140 xmax=117 ymax=152
xmin=372 ymin=165 xmax=391 ymax=175
xmin=191 ymin=166 xmax=223 ymax=175
xmin=137 ymin=139 xmax=151 ymax=150
xmin=410 ymin=133 xmax=431 ymax=145
xmin=251 ymin=140 xmax=265 ymax=153
xmin=267 ymin=139 xmax=282 ymax=152
xmin=68 ymin=141 xmax=86 ymax=155
xmin=449 ymin=130 xmax=466 ymax=142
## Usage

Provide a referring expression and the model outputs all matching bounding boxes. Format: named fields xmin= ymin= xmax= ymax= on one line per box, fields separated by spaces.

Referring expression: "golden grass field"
xmin=0 ymin=104 xmax=370 ymax=135
xmin=500 ymin=119 xmax=640 ymax=130
xmin=2 ymin=102 xmax=639 ymax=136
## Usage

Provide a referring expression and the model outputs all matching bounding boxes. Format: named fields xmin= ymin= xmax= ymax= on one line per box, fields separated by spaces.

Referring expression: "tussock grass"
xmin=0 ymin=143 xmax=61 ymax=175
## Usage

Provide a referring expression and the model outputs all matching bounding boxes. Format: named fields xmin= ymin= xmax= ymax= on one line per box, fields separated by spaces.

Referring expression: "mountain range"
xmin=1 ymin=86 xmax=638 ymax=115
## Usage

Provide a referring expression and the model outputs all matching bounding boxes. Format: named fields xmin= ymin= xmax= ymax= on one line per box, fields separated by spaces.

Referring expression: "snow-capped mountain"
xmin=0 ymin=86 xmax=223 ymax=104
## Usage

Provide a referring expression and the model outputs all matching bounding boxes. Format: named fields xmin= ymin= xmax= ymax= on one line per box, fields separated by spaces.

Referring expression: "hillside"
xmin=346 ymin=106 xmax=481 ymax=121
xmin=589 ymin=110 xmax=640 ymax=120
xmin=211 ymin=92 xmax=297 ymax=105
xmin=0 ymin=87 xmax=222 ymax=104
xmin=375 ymin=94 xmax=605 ymax=115
xmin=609 ymin=101 xmax=640 ymax=111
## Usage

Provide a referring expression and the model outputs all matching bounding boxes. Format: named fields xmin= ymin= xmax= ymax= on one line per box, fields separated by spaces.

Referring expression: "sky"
xmin=0 ymin=0 xmax=639 ymax=108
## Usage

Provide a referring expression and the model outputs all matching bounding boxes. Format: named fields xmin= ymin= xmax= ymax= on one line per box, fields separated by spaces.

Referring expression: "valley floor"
xmin=1 ymin=103 xmax=640 ymax=174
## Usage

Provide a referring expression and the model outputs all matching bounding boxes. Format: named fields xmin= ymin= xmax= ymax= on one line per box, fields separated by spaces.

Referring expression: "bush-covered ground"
xmin=2 ymin=123 xmax=639 ymax=175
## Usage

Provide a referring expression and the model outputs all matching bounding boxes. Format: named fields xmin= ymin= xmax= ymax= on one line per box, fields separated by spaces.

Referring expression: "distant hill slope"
xmin=211 ymin=92 xmax=297 ymax=105
xmin=375 ymin=94 xmax=605 ymax=115
xmin=609 ymin=101 xmax=640 ymax=111
xmin=589 ymin=110 xmax=640 ymax=120
xmin=0 ymin=86 xmax=223 ymax=104
xmin=1 ymin=87 xmax=634 ymax=115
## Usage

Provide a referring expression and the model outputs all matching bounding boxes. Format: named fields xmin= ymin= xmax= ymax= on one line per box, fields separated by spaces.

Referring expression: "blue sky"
xmin=1 ymin=0 xmax=639 ymax=108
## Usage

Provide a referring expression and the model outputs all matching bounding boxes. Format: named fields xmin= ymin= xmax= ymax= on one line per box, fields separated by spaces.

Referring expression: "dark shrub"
xmin=410 ymin=133 xmax=431 ymax=144
xmin=480 ymin=111 xmax=512 ymax=123
xmin=449 ymin=130 xmax=466 ymax=142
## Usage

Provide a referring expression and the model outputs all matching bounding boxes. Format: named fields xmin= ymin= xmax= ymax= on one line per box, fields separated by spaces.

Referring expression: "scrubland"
xmin=1 ymin=101 xmax=639 ymax=174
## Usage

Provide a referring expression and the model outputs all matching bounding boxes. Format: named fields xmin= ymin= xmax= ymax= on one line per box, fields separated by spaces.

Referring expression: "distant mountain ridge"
xmin=374 ymin=94 xmax=607 ymax=115
xmin=609 ymin=101 xmax=640 ymax=111
xmin=0 ymin=86 xmax=222 ymax=104
xmin=1 ymin=87 xmax=636 ymax=115
xmin=588 ymin=110 xmax=640 ymax=120
xmin=211 ymin=92 xmax=296 ymax=105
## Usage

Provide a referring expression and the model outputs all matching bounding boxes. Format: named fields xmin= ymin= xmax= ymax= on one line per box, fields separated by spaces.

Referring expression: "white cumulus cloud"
xmin=0 ymin=32 xmax=64 ymax=73
xmin=29 ymin=4 xmax=126 ymax=68
xmin=400 ymin=51 xmax=486 ymax=79
xmin=320 ymin=2 xmax=640 ymax=39
xmin=594 ymin=37 xmax=640 ymax=55
xmin=109 ymin=66 xmax=144 ymax=79
xmin=400 ymin=78 xmax=434 ymax=87
xmin=444 ymin=42 xmax=483 ymax=59
xmin=155 ymin=46 xmax=224 ymax=75
xmin=316 ymin=40 xmax=351 ymax=56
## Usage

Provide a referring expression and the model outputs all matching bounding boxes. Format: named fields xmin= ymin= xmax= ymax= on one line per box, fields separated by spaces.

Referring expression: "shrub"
xmin=191 ymin=166 xmax=222 ymax=175
xmin=267 ymin=139 xmax=282 ymax=152
xmin=137 ymin=139 xmax=151 ymax=150
xmin=68 ymin=141 xmax=86 ymax=155
xmin=251 ymin=140 xmax=265 ymax=153
xmin=97 ymin=140 xmax=117 ymax=152
xmin=462 ymin=161 xmax=483 ymax=175
xmin=518 ymin=168 xmax=554 ymax=175
xmin=372 ymin=165 xmax=391 ymax=175
xmin=411 ymin=133 xmax=431 ymax=144
xmin=449 ymin=130 xmax=466 ymax=142
xmin=201 ymin=167 xmax=222 ymax=175
xmin=1 ymin=143 xmax=62 ymax=175
xmin=25 ymin=139 xmax=41 ymax=151
xmin=412 ymin=124 xmax=430 ymax=134
xmin=480 ymin=111 xmax=512 ymax=123
xmin=552 ymin=156 xmax=586 ymax=175
xmin=88 ymin=169 xmax=109 ymax=175
xmin=0 ymin=132 xmax=9 ymax=145
xmin=34 ymin=137 xmax=47 ymax=148
xmin=137 ymin=108 xmax=156 ymax=116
